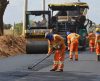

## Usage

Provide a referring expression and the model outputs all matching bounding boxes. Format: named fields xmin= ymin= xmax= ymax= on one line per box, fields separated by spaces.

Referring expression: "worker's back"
xmin=53 ymin=34 xmax=66 ymax=49
xmin=67 ymin=33 xmax=80 ymax=44
xmin=87 ymin=32 xmax=95 ymax=43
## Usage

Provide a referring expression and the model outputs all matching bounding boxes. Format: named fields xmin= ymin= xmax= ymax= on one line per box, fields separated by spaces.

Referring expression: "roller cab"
xmin=25 ymin=11 xmax=52 ymax=54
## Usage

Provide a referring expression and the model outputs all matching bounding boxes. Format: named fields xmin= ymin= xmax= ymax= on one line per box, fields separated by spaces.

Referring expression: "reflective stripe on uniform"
xmin=97 ymin=54 xmax=100 ymax=55
xmin=96 ymin=40 xmax=100 ymax=42
xmin=54 ymin=61 xmax=59 ymax=64
xmin=67 ymin=40 xmax=70 ymax=44
xmin=50 ymin=45 xmax=52 ymax=48
xmin=59 ymin=61 xmax=64 ymax=64
xmin=75 ymin=51 xmax=78 ymax=55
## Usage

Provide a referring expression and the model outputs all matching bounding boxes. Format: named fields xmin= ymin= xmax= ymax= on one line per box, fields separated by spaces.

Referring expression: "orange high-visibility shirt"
xmin=95 ymin=33 xmax=100 ymax=54
xmin=87 ymin=32 xmax=95 ymax=44
xmin=48 ymin=34 xmax=66 ymax=54
xmin=67 ymin=33 xmax=80 ymax=44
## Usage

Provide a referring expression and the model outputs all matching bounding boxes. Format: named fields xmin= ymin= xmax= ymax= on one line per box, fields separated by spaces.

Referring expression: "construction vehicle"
xmin=25 ymin=2 xmax=96 ymax=54
xmin=25 ymin=11 xmax=52 ymax=54
xmin=48 ymin=2 xmax=96 ymax=50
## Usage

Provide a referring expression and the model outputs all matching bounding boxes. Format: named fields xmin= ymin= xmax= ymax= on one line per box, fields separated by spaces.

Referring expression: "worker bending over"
xmin=86 ymin=31 xmax=95 ymax=52
xmin=67 ymin=30 xmax=80 ymax=61
xmin=45 ymin=33 xmax=66 ymax=72
xmin=95 ymin=27 xmax=100 ymax=61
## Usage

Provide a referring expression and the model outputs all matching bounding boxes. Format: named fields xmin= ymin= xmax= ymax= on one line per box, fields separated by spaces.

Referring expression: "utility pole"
xmin=43 ymin=0 xmax=45 ymax=11
xmin=78 ymin=0 xmax=80 ymax=2
xmin=22 ymin=0 xmax=28 ymax=36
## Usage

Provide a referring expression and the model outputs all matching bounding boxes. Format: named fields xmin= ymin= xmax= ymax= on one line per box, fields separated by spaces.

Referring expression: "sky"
xmin=4 ymin=0 xmax=100 ymax=25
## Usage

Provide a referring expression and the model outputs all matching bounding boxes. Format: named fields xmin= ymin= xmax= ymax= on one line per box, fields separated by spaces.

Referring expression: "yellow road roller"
xmin=25 ymin=11 xmax=52 ymax=54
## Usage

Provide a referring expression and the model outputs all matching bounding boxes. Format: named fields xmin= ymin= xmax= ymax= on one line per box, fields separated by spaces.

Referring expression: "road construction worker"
xmin=67 ymin=30 xmax=80 ymax=61
xmin=66 ymin=30 xmax=71 ymax=50
xmin=95 ymin=27 xmax=100 ymax=61
xmin=86 ymin=31 xmax=95 ymax=52
xmin=45 ymin=33 xmax=66 ymax=72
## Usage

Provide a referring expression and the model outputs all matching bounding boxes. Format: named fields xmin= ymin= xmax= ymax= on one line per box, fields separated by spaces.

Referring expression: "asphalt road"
xmin=0 ymin=50 xmax=100 ymax=81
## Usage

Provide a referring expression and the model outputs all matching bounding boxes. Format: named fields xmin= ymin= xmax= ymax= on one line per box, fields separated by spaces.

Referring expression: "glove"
xmin=68 ymin=46 xmax=70 ymax=50
xmin=52 ymin=44 xmax=61 ymax=50
xmin=47 ymin=53 xmax=50 ymax=56
xmin=48 ymin=50 xmax=53 ymax=55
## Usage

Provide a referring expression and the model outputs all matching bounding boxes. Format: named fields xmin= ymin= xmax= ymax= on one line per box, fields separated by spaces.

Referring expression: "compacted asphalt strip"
xmin=0 ymin=51 xmax=100 ymax=81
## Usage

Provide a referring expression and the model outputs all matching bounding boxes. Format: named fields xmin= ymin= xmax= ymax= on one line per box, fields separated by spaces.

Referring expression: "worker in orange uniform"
xmin=95 ymin=27 xmax=100 ymax=61
xmin=86 ymin=31 xmax=95 ymax=52
xmin=45 ymin=33 xmax=66 ymax=72
xmin=67 ymin=30 xmax=80 ymax=61
xmin=66 ymin=30 xmax=71 ymax=50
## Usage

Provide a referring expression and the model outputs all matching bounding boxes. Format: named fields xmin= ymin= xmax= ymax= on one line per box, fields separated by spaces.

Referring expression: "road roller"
xmin=25 ymin=11 xmax=52 ymax=54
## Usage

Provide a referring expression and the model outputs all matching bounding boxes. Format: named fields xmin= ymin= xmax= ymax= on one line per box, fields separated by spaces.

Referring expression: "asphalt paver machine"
xmin=25 ymin=11 xmax=52 ymax=54
xmin=48 ymin=2 xmax=95 ymax=50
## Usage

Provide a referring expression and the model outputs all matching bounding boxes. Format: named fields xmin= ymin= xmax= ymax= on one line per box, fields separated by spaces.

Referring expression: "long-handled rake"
xmin=28 ymin=54 xmax=51 ymax=70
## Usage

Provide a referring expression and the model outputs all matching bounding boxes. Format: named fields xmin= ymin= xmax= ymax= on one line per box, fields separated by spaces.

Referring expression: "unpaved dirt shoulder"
xmin=0 ymin=35 xmax=26 ymax=57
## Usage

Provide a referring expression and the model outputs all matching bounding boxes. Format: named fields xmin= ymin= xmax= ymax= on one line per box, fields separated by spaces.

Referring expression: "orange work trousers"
xmin=96 ymin=43 xmax=100 ymax=55
xmin=52 ymin=48 xmax=65 ymax=70
xmin=69 ymin=43 xmax=78 ymax=60
xmin=89 ymin=42 xmax=95 ymax=52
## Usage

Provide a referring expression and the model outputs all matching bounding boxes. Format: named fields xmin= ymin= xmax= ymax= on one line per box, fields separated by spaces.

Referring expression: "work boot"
xmin=97 ymin=55 xmax=100 ymax=61
xmin=75 ymin=59 xmax=78 ymax=61
xmin=56 ymin=69 xmax=63 ymax=72
xmin=50 ymin=69 xmax=56 ymax=71
xmin=69 ymin=58 xmax=73 ymax=61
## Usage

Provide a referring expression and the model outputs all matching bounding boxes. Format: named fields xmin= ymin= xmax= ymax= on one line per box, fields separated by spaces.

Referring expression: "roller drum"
xmin=26 ymin=39 xmax=48 ymax=54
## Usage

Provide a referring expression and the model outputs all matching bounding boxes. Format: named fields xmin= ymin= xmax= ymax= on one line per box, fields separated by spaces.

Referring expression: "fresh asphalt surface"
xmin=0 ymin=50 xmax=100 ymax=81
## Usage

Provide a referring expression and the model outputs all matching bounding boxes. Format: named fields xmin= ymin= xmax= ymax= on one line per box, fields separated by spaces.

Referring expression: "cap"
xmin=95 ymin=27 xmax=100 ymax=32
xmin=45 ymin=33 xmax=54 ymax=41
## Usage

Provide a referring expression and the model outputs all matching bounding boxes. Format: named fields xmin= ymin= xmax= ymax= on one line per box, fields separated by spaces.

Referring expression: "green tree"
xmin=15 ymin=22 xmax=23 ymax=35
xmin=0 ymin=0 xmax=9 ymax=36
xmin=4 ymin=24 xmax=12 ymax=29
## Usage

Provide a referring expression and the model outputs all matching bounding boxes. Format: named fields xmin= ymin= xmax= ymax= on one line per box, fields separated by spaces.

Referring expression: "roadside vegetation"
xmin=0 ymin=22 xmax=26 ymax=58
